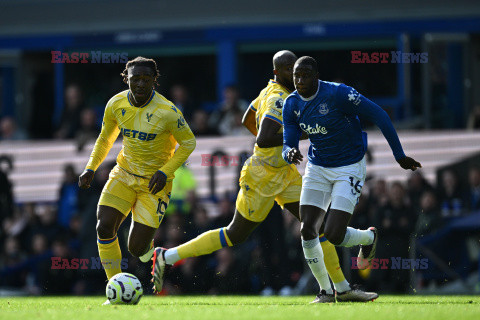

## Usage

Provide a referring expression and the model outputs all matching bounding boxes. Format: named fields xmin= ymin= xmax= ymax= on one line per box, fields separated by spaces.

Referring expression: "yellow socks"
xmin=97 ymin=235 xmax=122 ymax=279
xmin=319 ymin=234 xmax=346 ymax=284
xmin=177 ymin=228 xmax=232 ymax=260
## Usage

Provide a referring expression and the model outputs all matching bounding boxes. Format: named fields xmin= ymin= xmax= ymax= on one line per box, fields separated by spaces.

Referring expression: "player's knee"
xmin=96 ymin=221 xmax=116 ymax=240
xmin=300 ymin=223 xmax=318 ymax=240
xmin=128 ymin=242 xmax=148 ymax=258
xmin=324 ymin=227 xmax=344 ymax=246
xmin=225 ymin=228 xmax=248 ymax=245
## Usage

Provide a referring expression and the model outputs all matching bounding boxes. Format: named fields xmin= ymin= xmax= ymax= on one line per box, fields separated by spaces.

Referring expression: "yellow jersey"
xmin=85 ymin=90 xmax=196 ymax=180
xmin=250 ymin=80 xmax=291 ymax=168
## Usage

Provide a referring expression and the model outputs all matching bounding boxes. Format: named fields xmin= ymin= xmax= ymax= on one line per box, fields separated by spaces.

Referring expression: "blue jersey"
xmin=282 ymin=80 xmax=405 ymax=168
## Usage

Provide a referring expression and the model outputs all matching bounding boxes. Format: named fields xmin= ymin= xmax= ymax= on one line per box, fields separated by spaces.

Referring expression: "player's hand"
xmin=287 ymin=148 xmax=303 ymax=165
xmin=149 ymin=171 xmax=167 ymax=195
xmin=397 ymin=156 xmax=422 ymax=171
xmin=78 ymin=170 xmax=94 ymax=189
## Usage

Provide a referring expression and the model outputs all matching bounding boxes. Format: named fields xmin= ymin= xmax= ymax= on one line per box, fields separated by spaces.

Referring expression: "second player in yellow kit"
xmin=236 ymin=79 xmax=302 ymax=222
xmin=78 ymin=57 xmax=196 ymax=298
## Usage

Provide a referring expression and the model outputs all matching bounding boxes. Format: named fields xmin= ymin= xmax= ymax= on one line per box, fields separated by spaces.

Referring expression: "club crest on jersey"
xmin=146 ymin=113 xmax=153 ymax=122
xmin=275 ymin=99 xmax=284 ymax=109
xmin=121 ymin=109 xmax=126 ymax=116
xmin=319 ymin=103 xmax=329 ymax=115
xmin=348 ymin=89 xmax=362 ymax=106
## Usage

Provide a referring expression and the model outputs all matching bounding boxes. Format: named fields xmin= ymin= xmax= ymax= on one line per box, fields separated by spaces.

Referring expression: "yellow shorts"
xmin=236 ymin=159 xmax=302 ymax=222
xmin=98 ymin=165 xmax=172 ymax=229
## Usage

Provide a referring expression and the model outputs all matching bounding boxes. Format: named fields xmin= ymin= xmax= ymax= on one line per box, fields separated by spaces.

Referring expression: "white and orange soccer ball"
xmin=106 ymin=273 xmax=143 ymax=305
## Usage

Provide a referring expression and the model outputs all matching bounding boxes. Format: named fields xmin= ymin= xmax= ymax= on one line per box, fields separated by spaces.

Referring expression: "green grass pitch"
xmin=1 ymin=295 xmax=479 ymax=320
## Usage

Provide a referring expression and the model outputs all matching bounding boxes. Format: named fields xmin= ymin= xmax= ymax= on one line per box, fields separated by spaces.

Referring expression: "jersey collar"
xmin=298 ymin=80 xmax=320 ymax=101
xmin=269 ymin=79 xmax=292 ymax=94
xmin=127 ymin=90 xmax=155 ymax=108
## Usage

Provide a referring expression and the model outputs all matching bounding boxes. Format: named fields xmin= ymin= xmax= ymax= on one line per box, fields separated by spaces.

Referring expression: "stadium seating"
xmin=1 ymin=130 xmax=479 ymax=203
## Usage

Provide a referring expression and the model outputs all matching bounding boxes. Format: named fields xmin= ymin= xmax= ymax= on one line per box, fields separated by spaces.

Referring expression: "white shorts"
xmin=299 ymin=156 xmax=366 ymax=214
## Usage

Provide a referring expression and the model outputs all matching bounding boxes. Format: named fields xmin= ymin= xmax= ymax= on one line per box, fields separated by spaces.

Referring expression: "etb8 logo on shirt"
xmin=120 ymin=128 xmax=157 ymax=141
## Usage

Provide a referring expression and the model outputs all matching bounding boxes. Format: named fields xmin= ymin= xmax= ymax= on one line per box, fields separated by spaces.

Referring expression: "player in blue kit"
xmin=282 ymin=56 xmax=421 ymax=302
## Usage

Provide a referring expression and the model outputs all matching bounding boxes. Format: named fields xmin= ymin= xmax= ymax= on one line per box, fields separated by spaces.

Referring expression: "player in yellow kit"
xmin=151 ymin=51 xmax=377 ymax=303
xmin=78 ymin=57 xmax=196 ymax=304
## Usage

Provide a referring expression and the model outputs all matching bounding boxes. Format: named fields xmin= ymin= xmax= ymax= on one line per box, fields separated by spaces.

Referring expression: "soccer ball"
xmin=106 ymin=273 xmax=143 ymax=305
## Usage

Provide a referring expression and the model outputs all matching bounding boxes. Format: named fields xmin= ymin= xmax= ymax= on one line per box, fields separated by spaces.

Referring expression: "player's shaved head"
xmin=295 ymin=56 xmax=318 ymax=73
xmin=273 ymin=50 xmax=297 ymax=70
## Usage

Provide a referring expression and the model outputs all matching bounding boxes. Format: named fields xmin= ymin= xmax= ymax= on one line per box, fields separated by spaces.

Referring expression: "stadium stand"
xmin=2 ymin=131 xmax=480 ymax=204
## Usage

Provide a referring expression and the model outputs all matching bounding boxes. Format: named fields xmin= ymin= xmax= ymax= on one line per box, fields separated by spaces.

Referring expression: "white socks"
xmin=164 ymin=248 xmax=180 ymax=265
xmin=302 ymin=238 xmax=333 ymax=294
xmin=334 ymin=279 xmax=351 ymax=293
xmin=339 ymin=227 xmax=374 ymax=247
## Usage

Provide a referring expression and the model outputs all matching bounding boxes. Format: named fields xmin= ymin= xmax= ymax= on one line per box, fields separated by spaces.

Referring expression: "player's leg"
xmin=164 ymin=209 xmax=261 ymax=265
xmin=162 ymin=181 xmax=274 ymax=266
xmin=284 ymin=202 xmax=345 ymax=283
xmin=128 ymin=221 xmax=156 ymax=258
xmin=323 ymin=157 xmax=377 ymax=269
xmin=152 ymin=179 xmax=274 ymax=292
xmin=97 ymin=167 xmax=136 ymax=280
xmin=96 ymin=205 xmax=127 ymax=279
xmin=284 ymin=200 xmax=349 ymax=293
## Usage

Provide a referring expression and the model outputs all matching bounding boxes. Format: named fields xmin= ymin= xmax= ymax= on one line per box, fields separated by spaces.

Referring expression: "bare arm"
xmin=242 ymin=107 xmax=258 ymax=136
xmin=256 ymin=118 xmax=283 ymax=148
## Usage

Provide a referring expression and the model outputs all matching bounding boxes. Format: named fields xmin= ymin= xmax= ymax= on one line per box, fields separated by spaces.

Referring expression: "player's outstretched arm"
xmin=336 ymin=84 xmax=408 ymax=163
xmin=241 ymin=105 xmax=258 ymax=136
xmin=397 ymin=156 xmax=422 ymax=171
xmin=81 ymin=99 xmax=120 ymax=185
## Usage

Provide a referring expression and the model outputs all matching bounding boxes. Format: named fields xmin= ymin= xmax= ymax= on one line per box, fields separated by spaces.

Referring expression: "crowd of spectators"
xmin=1 ymin=150 xmax=479 ymax=295
xmin=0 ymin=82 xmax=253 ymax=143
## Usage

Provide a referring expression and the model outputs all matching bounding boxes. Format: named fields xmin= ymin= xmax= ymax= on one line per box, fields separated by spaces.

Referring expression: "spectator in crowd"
xmin=414 ymin=190 xmax=443 ymax=238
xmin=0 ymin=237 xmax=26 ymax=287
xmin=57 ymin=164 xmax=78 ymax=228
xmin=373 ymin=181 xmax=415 ymax=293
xmin=437 ymin=169 xmax=465 ymax=218
xmin=0 ymin=156 xmax=14 ymax=226
xmin=465 ymin=165 xmax=480 ymax=212
xmin=367 ymin=178 xmax=389 ymax=211
xmin=170 ymin=84 xmax=195 ymax=123
xmin=0 ymin=116 xmax=27 ymax=141
xmin=166 ymin=163 xmax=197 ymax=215
xmin=75 ymin=108 xmax=100 ymax=151
xmin=209 ymin=248 xmax=247 ymax=294
xmin=407 ymin=171 xmax=434 ymax=212
xmin=55 ymin=84 xmax=85 ymax=139
xmin=210 ymin=195 xmax=235 ymax=229
xmin=466 ymin=105 xmax=480 ymax=130
xmin=190 ymin=110 xmax=218 ymax=136
xmin=209 ymin=85 xmax=249 ymax=136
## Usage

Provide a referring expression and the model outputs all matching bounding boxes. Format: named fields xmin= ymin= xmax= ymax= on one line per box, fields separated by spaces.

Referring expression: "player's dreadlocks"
xmin=121 ymin=56 xmax=160 ymax=86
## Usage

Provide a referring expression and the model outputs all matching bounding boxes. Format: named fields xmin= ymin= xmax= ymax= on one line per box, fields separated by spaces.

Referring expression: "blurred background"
xmin=0 ymin=0 xmax=479 ymax=297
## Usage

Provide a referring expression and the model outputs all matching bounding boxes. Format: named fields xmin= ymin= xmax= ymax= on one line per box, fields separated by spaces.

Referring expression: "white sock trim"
xmin=164 ymin=248 xmax=180 ymax=265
